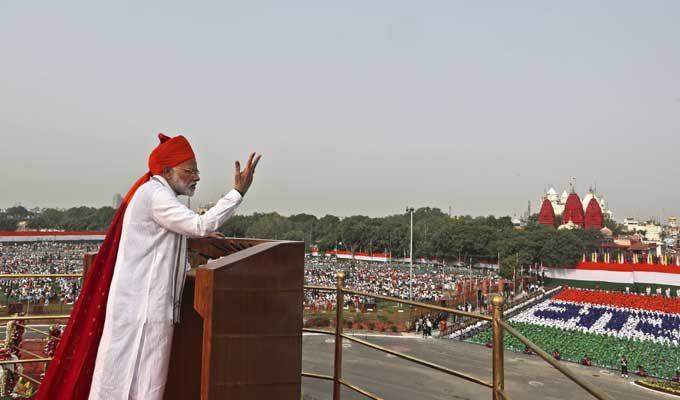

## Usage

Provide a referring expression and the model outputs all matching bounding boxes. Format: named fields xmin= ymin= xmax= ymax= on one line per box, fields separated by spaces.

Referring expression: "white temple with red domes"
xmin=538 ymin=184 xmax=613 ymax=230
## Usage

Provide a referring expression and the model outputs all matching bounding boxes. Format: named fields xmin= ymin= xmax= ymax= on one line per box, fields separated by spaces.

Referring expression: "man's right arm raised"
xmin=150 ymin=187 xmax=242 ymax=238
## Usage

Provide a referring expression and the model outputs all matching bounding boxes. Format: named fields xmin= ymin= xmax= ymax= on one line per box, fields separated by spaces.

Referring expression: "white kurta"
xmin=89 ymin=175 xmax=242 ymax=400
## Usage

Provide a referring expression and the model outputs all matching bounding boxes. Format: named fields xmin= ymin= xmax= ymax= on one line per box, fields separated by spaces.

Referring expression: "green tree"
xmin=245 ymin=212 xmax=293 ymax=239
xmin=314 ymin=215 xmax=340 ymax=250
xmin=603 ymin=216 xmax=624 ymax=235
xmin=338 ymin=215 xmax=370 ymax=252
xmin=540 ymin=230 xmax=584 ymax=267
xmin=219 ymin=215 xmax=252 ymax=237
xmin=28 ymin=208 xmax=65 ymax=230
xmin=4 ymin=206 xmax=32 ymax=220
xmin=93 ymin=207 xmax=116 ymax=230
xmin=0 ymin=216 xmax=16 ymax=231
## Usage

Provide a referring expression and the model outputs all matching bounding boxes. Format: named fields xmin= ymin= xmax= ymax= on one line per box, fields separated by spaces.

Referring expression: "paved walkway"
xmin=302 ymin=334 xmax=667 ymax=400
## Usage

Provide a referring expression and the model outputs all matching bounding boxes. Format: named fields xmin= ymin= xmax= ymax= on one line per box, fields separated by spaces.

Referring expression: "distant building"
xmin=622 ymin=218 xmax=662 ymax=243
xmin=666 ymin=216 xmax=678 ymax=238
xmin=645 ymin=224 xmax=662 ymax=242
xmin=511 ymin=215 xmax=523 ymax=229
xmin=538 ymin=185 xmax=610 ymax=230
xmin=112 ymin=193 xmax=123 ymax=209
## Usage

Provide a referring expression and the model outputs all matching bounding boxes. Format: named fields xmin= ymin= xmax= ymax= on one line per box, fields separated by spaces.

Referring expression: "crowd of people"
xmin=413 ymin=314 xmax=450 ymax=337
xmin=0 ymin=241 xmax=100 ymax=308
xmin=304 ymin=258 xmax=494 ymax=310
xmin=0 ymin=243 xmax=506 ymax=314
xmin=0 ymin=244 xmax=492 ymax=315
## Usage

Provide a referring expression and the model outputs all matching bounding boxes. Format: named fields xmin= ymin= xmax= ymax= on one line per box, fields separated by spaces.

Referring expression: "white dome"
xmin=546 ymin=187 xmax=558 ymax=202
xmin=582 ymin=192 xmax=597 ymax=210
xmin=560 ymin=190 xmax=569 ymax=203
xmin=558 ymin=220 xmax=579 ymax=230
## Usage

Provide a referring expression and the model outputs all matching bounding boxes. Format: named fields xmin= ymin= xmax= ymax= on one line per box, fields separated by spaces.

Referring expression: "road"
xmin=302 ymin=333 xmax=667 ymax=400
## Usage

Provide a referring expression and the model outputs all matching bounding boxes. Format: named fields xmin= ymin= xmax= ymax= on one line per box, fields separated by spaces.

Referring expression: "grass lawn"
xmin=468 ymin=322 xmax=680 ymax=380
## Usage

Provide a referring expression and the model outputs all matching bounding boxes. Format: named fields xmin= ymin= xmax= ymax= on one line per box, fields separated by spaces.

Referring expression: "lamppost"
xmin=406 ymin=207 xmax=414 ymax=301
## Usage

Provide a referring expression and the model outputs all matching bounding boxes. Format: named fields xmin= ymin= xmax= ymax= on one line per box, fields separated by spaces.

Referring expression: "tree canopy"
xmin=0 ymin=206 xmax=603 ymax=268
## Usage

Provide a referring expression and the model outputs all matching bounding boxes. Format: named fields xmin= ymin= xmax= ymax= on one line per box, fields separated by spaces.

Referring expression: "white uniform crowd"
xmin=1 ymin=243 xmax=498 ymax=313
xmin=0 ymin=241 xmax=100 ymax=306
xmin=304 ymin=258 xmax=493 ymax=309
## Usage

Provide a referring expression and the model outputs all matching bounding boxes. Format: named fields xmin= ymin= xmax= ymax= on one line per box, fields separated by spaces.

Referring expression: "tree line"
xmin=0 ymin=206 xmax=116 ymax=232
xmin=1 ymin=205 xmax=618 ymax=274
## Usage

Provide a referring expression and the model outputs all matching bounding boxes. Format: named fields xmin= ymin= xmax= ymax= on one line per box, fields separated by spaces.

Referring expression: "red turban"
xmin=36 ymin=133 xmax=196 ymax=400
xmin=117 ymin=133 xmax=195 ymax=203
xmin=148 ymin=133 xmax=196 ymax=175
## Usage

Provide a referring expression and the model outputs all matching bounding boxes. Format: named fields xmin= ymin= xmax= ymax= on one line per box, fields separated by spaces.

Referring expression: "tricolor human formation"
xmin=470 ymin=288 xmax=680 ymax=379
xmin=512 ymin=288 xmax=680 ymax=346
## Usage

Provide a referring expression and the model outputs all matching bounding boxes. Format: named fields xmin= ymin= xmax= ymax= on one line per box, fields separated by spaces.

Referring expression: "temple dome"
xmin=584 ymin=197 xmax=604 ymax=230
xmin=538 ymin=198 xmax=556 ymax=226
xmin=562 ymin=192 xmax=585 ymax=226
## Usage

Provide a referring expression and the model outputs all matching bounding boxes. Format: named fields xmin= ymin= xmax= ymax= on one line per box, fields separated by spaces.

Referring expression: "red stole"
xmin=36 ymin=173 xmax=150 ymax=400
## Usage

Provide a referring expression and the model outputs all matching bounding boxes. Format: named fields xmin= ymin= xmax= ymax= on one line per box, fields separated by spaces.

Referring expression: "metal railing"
xmin=303 ymin=271 xmax=614 ymax=400
xmin=0 ymin=271 xmax=616 ymax=399
xmin=0 ymin=273 xmax=82 ymax=382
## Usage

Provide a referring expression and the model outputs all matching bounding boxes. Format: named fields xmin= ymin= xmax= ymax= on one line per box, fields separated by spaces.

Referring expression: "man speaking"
xmin=37 ymin=134 xmax=261 ymax=400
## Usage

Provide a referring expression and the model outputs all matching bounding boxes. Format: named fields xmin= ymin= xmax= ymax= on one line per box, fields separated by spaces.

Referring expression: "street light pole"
xmin=406 ymin=207 xmax=414 ymax=301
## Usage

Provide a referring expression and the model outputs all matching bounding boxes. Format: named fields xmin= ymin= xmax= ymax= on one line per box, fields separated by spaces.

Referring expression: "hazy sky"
xmin=1 ymin=1 xmax=678 ymax=220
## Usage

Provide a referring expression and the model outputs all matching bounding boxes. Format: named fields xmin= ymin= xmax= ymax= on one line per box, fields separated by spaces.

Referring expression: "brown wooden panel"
xmin=210 ymin=290 xmax=302 ymax=334
xmin=212 ymin=335 xmax=302 ymax=384
xmin=195 ymin=240 xmax=304 ymax=400
xmin=164 ymin=274 xmax=203 ymax=400
xmin=81 ymin=238 xmax=303 ymax=400
xmin=82 ymin=252 xmax=97 ymax=284
xmin=187 ymin=237 xmax=271 ymax=267
xmin=213 ymin=383 xmax=301 ymax=400
xmin=165 ymin=238 xmax=303 ymax=400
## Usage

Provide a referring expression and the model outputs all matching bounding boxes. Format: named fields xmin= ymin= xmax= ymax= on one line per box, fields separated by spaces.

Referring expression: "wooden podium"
xmin=163 ymin=238 xmax=304 ymax=400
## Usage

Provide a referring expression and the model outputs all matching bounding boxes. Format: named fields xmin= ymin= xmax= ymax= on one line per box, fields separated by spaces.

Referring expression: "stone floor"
xmin=302 ymin=333 xmax=667 ymax=400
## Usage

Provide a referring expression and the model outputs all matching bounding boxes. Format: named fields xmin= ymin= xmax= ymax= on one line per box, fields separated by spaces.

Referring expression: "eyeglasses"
xmin=176 ymin=168 xmax=200 ymax=176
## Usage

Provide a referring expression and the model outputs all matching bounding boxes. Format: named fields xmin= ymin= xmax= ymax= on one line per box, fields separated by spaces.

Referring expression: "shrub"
xmin=306 ymin=316 xmax=330 ymax=327
xmin=637 ymin=379 xmax=680 ymax=396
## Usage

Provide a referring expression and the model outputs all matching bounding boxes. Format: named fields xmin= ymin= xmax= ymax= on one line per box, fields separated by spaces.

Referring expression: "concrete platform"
xmin=302 ymin=333 xmax=666 ymax=400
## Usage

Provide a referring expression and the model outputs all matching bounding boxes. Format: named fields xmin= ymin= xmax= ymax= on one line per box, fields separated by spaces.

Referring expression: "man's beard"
xmin=169 ymin=177 xmax=196 ymax=196
xmin=179 ymin=182 xmax=196 ymax=197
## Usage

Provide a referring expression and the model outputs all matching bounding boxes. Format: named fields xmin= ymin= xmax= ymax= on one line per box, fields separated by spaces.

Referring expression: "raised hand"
xmin=233 ymin=152 xmax=261 ymax=196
